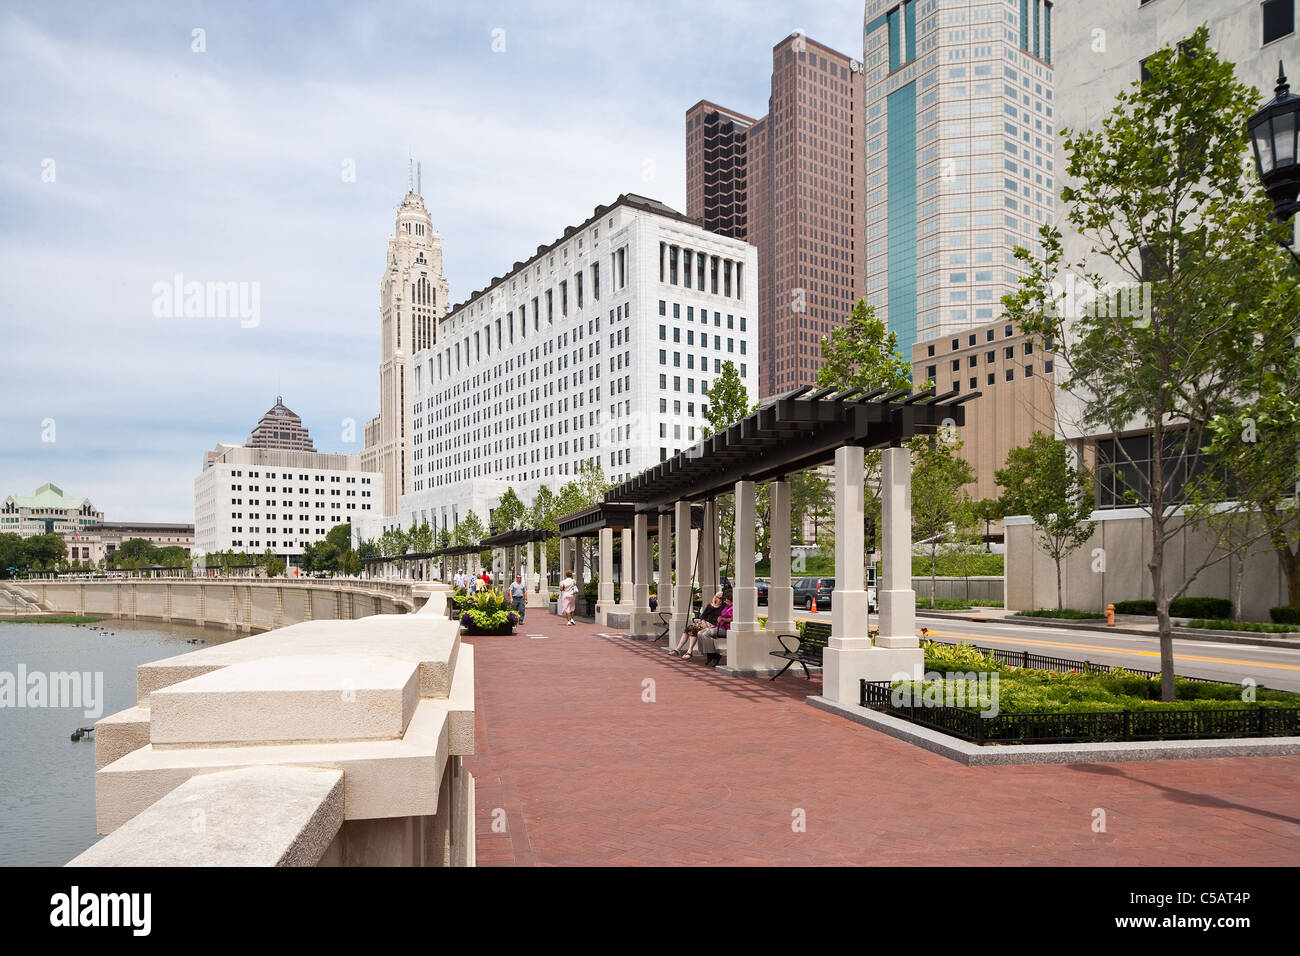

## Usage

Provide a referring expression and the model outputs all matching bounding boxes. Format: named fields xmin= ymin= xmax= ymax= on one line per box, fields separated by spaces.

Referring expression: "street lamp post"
xmin=1249 ymin=61 xmax=1300 ymax=263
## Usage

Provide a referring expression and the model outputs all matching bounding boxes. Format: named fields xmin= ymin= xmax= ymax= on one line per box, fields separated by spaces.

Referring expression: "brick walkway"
xmin=462 ymin=613 xmax=1300 ymax=866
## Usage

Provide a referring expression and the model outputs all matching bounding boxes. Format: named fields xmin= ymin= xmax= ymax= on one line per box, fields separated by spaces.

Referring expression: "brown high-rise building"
xmin=687 ymin=33 xmax=863 ymax=398
xmin=245 ymin=396 xmax=317 ymax=452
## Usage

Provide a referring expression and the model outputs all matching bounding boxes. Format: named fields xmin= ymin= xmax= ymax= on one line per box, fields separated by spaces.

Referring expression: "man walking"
xmin=509 ymin=573 xmax=527 ymax=623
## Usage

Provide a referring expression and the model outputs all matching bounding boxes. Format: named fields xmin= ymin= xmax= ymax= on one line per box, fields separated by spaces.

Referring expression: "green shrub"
xmin=1186 ymin=619 xmax=1300 ymax=633
xmin=1014 ymin=608 xmax=1106 ymax=619
xmin=1114 ymin=597 xmax=1232 ymax=618
xmin=922 ymin=640 xmax=1001 ymax=672
xmin=1269 ymin=605 xmax=1300 ymax=625
xmin=916 ymin=597 xmax=974 ymax=610
xmin=911 ymin=554 xmax=1004 ymax=576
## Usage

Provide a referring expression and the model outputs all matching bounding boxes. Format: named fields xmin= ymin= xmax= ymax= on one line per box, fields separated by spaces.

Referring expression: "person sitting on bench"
xmin=670 ymin=590 xmax=722 ymax=660
xmin=695 ymin=590 xmax=733 ymax=667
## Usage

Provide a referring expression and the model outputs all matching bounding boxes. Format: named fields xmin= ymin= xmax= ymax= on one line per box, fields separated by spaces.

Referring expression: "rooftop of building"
xmin=444 ymin=193 xmax=741 ymax=317
xmin=246 ymin=396 xmax=317 ymax=452
xmin=6 ymin=483 xmax=95 ymax=511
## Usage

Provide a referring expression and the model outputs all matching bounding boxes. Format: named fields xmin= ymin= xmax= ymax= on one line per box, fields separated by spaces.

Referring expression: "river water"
xmin=0 ymin=618 xmax=238 ymax=866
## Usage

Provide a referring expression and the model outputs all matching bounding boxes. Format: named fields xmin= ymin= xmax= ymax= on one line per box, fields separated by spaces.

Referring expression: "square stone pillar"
xmin=670 ymin=501 xmax=693 ymax=642
xmin=767 ymin=479 xmax=796 ymax=635
xmin=619 ymin=527 xmax=634 ymax=611
xmin=720 ymin=480 xmax=782 ymax=675
xmin=700 ymin=501 xmax=718 ymax=600
xmin=573 ymin=536 xmax=585 ymax=590
xmin=877 ymin=445 xmax=919 ymax=649
xmin=597 ymin=528 xmax=615 ymax=625
xmin=631 ymin=513 xmax=656 ymax=637
xmin=656 ymin=512 xmax=673 ymax=618
xmin=821 ymin=444 xmax=922 ymax=706
xmin=559 ymin=538 xmax=572 ymax=582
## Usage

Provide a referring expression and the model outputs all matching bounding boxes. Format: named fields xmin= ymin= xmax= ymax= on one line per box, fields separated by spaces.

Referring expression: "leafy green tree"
xmin=995 ymin=431 xmax=1095 ymax=610
xmin=911 ymin=436 xmax=976 ymax=603
xmin=408 ymin=522 xmax=434 ymax=554
xmin=555 ymin=466 xmax=608 ymax=575
xmin=492 ymin=488 xmax=525 ymax=533
xmin=0 ymin=533 xmax=25 ymax=577
xmin=702 ymin=360 xmax=758 ymax=577
xmin=23 ymin=534 xmax=66 ymax=569
xmin=1003 ymin=26 xmax=1296 ymax=697
xmin=262 ymin=547 xmax=286 ymax=577
xmin=815 ymin=298 xmax=913 ymax=394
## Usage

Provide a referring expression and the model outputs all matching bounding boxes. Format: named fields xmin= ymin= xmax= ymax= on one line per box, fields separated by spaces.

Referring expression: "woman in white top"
xmin=559 ymin=569 xmax=578 ymax=626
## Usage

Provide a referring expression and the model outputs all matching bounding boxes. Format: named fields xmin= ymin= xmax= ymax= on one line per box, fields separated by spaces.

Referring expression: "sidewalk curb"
xmin=915 ymin=610 xmax=1300 ymax=650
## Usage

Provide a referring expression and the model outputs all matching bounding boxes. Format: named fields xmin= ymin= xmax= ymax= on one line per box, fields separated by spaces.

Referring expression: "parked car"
xmin=755 ymin=578 xmax=769 ymax=606
xmin=792 ymin=576 xmax=834 ymax=611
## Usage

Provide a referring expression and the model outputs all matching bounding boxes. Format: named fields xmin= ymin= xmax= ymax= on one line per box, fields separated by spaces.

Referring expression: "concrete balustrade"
xmin=66 ymin=583 xmax=476 ymax=867
xmin=18 ymin=578 xmax=424 ymax=632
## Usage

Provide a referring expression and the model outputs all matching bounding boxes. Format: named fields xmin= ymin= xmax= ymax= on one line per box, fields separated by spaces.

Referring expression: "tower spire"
xmin=417 ymin=161 xmax=422 ymax=196
xmin=407 ymin=155 xmax=413 ymax=193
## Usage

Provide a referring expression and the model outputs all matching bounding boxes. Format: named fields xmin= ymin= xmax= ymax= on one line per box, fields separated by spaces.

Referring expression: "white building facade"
xmin=194 ymin=444 xmax=382 ymax=564
xmin=398 ymin=194 xmax=759 ymax=536
xmin=861 ymin=0 xmax=1057 ymax=358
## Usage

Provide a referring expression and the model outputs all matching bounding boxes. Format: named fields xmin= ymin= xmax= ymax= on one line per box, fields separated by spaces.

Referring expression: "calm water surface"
xmin=0 ymin=618 xmax=237 ymax=866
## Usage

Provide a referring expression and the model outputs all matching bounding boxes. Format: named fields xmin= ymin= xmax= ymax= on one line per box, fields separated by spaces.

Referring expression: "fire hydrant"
xmin=1106 ymin=603 xmax=1116 ymax=627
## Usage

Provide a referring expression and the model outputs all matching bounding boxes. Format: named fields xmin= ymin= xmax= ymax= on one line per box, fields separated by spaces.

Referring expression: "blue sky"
xmin=0 ymin=0 xmax=861 ymax=521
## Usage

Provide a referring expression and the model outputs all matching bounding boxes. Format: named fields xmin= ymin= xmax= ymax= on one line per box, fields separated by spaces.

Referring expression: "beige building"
xmin=362 ymin=169 xmax=449 ymax=519
xmin=912 ymin=317 xmax=1057 ymax=501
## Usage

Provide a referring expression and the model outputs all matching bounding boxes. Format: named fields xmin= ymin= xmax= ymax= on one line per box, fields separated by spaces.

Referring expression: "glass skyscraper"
xmin=863 ymin=0 xmax=1056 ymax=358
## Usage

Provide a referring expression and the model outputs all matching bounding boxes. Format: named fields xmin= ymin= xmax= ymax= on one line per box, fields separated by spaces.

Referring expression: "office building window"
xmin=1264 ymin=0 xmax=1294 ymax=44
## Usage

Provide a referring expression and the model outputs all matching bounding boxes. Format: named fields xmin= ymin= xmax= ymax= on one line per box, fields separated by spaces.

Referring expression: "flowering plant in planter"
xmin=458 ymin=590 xmax=517 ymax=635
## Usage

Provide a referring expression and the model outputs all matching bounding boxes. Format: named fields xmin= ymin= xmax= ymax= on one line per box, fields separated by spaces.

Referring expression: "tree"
xmin=262 ymin=547 xmax=285 ymax=578
xmin=703 ymin=360 xmax=758 ymax=577
xmin=23 ymin=534 xmax=66 ymax=570
xmin=1003 ymin=26 xmax=1297 ymax=698
xmin=995 ymin=431 xmax=1095 ymax=610
xmin=454 ymin=511 xmax=486 ymax=568
xmin=492 ymin=488 xmax=525 ymax=533
xmin=408 ymin=522 xmax=434 ymax=554
xmin=555 ymin=466 xmax=609 ymax=576
xmin=911 ymin=436 xmax=975 ymax=604
xmin=0 ymin=533 xmax=23 ymax=577
xmin=815 ymin=298 xmax=913 ymax=394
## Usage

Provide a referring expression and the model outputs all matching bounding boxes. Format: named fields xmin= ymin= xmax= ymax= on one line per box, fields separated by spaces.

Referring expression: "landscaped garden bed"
xmin=860 ymin=640 xmax=1300 ymax=745
xmin=457 ymin=590 xmax=518 ymax=636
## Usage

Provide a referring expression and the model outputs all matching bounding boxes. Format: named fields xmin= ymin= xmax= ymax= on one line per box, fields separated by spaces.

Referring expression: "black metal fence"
xmin=860 ymin=681 xmax=1300 ymax=744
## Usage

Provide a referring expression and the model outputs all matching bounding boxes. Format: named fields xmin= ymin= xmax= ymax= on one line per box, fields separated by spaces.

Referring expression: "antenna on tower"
xmin=407 ymin=155 xmax=413 ymax=192
xmin=417 ymin=162 xmax=421 ymax=196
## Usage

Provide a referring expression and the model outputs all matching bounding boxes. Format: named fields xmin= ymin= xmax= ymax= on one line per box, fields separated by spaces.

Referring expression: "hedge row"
xmin=1112 ymin=597 xmax=1232 ymax=619
xmin=1271 ymin=605 xmax=1300 ymax=625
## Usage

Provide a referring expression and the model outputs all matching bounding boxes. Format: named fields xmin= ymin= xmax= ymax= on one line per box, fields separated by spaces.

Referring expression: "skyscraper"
xmin=861 ymin=0 xmax=1056 ymax=359
xmin=360 ymin=168 xmax=449 ymax=518
xmin=246 ymin=396 xmax=317 ymax=452
xmin=687 ymin=33 xmax=864 ymax=399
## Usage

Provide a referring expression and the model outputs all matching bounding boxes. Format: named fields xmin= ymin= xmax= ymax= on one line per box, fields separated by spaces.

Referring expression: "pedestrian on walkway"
xmin=559 ymin=569 xmax=578 ymax=625
xmin=510 ymin=573 xmax=527 ymax=622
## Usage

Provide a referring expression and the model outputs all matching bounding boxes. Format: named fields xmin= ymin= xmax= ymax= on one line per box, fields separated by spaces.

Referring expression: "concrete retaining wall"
xmin=22 ymin=579 xmax=419 ymax=633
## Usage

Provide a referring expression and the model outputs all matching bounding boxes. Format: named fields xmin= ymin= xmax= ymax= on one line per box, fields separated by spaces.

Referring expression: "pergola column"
xmin=700 ymin=500 xmax=718 ymax=600
xmin=597 ymin=527 xmax=615 ymax=625
xmin=670 ymin=500 xmax=693 ymax=642
xmin=821 ymin=444 xmax=922 ymax=705
xmin=767 ymin=479 xmax=796 ymax=634
xmin=721 ymin=479 xmax=779 ymax=674
xmin=631 ymin=513 xmax=655 ymax=638
xmin=657 ymin=512 xmax=673 ymax=618
xmin=877 ymin=446 xmax=919 ymax=649
xmin=620 ymin=527 xmax=634 ymax=612
xmin=559 ymin=538 xmax=572 ymax=581
xmin=573 ymin=535 xmax=585 ymax=591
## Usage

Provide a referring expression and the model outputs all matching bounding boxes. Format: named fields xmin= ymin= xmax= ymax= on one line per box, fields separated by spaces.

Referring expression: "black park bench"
xmin=770 ymin=621 xmax=832 ymax=680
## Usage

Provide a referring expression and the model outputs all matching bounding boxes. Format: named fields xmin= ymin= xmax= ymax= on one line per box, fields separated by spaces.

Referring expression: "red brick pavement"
xmin=461 ymin=613 xmax=1300 ymax=866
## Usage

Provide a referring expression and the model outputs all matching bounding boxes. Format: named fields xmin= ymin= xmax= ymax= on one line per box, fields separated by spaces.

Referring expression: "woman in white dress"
xmin=559 ymin=570 xmax=578 ymax=625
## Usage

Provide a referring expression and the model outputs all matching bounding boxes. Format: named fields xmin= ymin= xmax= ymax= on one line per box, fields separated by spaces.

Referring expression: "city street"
xmin=789 ymin=610 xmax=1300 ymax=693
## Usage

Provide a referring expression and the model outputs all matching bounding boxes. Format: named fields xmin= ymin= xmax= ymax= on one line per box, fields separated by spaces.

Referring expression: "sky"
xmin=0 ymin=0 xmax=862 ymax=522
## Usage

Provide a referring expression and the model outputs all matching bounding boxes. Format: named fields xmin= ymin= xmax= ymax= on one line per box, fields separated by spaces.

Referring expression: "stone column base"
xmin=822 ymin=642 xmax=923 ymax=706
xmin=629 ymin=610 xmax=659 ymax=639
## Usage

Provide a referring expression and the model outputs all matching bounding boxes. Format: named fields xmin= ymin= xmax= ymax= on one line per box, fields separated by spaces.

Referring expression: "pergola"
xmin=579 ymin=384 xmax=973 ymax=703
xmin=478 ymin=528 xmax=551 ymax=605
xmin=555 ymin=502 xmax=706 ymax=624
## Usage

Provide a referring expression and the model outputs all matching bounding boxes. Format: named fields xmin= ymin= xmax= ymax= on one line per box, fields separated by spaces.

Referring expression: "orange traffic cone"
xmin=810 ymin=596 xmax=818 ymax=614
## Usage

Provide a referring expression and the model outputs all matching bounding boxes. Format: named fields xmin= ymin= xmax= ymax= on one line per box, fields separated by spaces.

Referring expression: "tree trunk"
xmin=1055 ymin=556 xmax=1064 ymax=612
xmin=1151 ymin=536 xmax=1175 ymax=702
xmin=1279 ymin=542 xmax=1300 ymax=607
xmin=1233 ymin=551 xmax=1247 ymax=622
xmin=930 ymin=542 xmax=937 ymax=605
